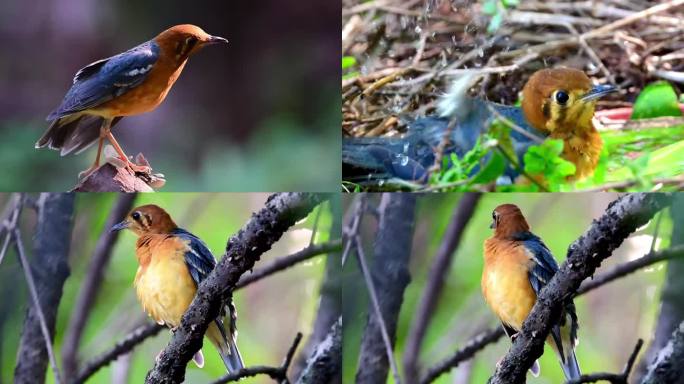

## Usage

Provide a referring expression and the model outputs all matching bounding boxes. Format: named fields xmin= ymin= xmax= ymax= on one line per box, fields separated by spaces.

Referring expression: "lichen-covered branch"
xmin=296 ymin=317 xmax=342 ymax=384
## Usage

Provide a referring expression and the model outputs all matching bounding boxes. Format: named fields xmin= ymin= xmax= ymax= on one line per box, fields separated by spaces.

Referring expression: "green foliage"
xmin=342 ymin=56 xmax=359 ymax=80
xmin=482 ymin=0 xmax=518 ymax=33
xmin=429 ymin=136 xmax=504 ymax=189
xmin=630 ymin=81 xmax=682 ymax=119
xmin=523 ymin=139 xmax=576 ymax=190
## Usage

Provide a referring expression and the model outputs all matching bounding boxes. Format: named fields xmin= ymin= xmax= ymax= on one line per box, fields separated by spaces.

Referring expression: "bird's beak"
xmin=489 ymin=221 xmax=495 ymax=229
xmin=110 ymin=220 xmax=130 ymax=233
xmin=580 ymin=84 xmax=617 ymax=102
xmin=206 ymin=35 xmax=229 ymax=45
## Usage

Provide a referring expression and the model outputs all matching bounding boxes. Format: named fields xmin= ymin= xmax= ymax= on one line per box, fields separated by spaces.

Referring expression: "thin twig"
xmin=208 ymin=333 xmax=303 ymax=384
xmin=72 ymin=323 xmax=164 ymax=384
xmin=14 ymin=228 xmax=63 ymax=384
xmin=354 ymin=235 xmax=402 ymax=384
xmin=564 ymin=339 xmax=643 ymax=384
xmin=235 ymin=240 xmax=342 ymax=289
xmin=577 ymin=245 xmax=684 ymax=296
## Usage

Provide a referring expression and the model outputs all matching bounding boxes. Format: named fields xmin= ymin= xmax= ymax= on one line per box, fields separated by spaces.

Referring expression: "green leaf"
xmin=487 ymin=11 xmax=504 ymax=33
xmin=631 ymin=81 xmax=682 ymax=119
xmin=503 ymin=0 xmax=519 ymax=6
xmin=482 ymin=0 xmax=498 ymax=15
xmin=469 ymin=152 xmax=506 ymax=185
xmin=342 ymin=56 xmax=357 ymax=70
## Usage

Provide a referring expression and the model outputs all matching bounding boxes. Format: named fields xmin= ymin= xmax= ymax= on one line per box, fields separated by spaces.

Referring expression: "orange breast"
xmin=557 ymin=129 xmax=603 ymax=180
xmin=482 ymin=238 xmax=537 ymax=330
xmin=134 ymin=235 xmax=196 ymax=328
xmin=94 ymin=58 xmax=188 ymax=117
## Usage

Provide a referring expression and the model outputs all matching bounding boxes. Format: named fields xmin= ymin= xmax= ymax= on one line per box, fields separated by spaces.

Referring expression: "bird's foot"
xmin=78 ymin=163 xmax=101 ymax=180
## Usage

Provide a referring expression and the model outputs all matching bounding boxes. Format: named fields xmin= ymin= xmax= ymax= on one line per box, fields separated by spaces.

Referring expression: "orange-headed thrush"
xmin=481 ymin=204 xmax=580 ymax=380
xmin=36 ymin=25 xmax=228 ymax=176
xmin=111 ymin=204 xmax=243 ymax=372
xmin=342 ymin=68 xmax=616 ymax=184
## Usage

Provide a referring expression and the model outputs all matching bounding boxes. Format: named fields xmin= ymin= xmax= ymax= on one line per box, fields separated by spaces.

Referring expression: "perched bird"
xmin=36 ymin=24 xmax=229 ymax=176
xmin=343 ymin=68 xmax=615 ymax=184
xmin=481 ymin=204 xmax=580 ymax=380
xmin=111 ymin=204 xmax=243 ymax=372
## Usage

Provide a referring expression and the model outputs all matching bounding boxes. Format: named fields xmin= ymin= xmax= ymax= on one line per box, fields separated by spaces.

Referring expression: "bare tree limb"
xmin=144 ymin=193 xmax=328 ymax=384
xmin=14 ymin=193 xmax=75 ymax=384
xmin=403 ymin=193 xmax=482 ymax=383
xmin=488 ymin=193 xmax=673 ymax=384
xmin=72 ymin=162 xmax=161 ymax=192
xmin=293 ymin=197 xmax=343 ymax=382
xmin=577 ymin=245 xmax=684 ymax=296
xmin=235 ymin=240 xmax=342 ymax=289
xmin=565 ymin=339 xmax=643 ymax=384
xmin=355 ymin=194 xmax=416 ymax=384
xmin=635 ymin=194 xmax=684 ymax=382
xmin=640 ymin=321 xmax=684 ymax=384
xmin=62 ymin=193 xmax=137 ymax=380
xmin=420 ymin=328 xmax=506 ymax=384
xmin=208 ymin=333 xmax=303 ymax=384
xmin=296 ymin=317 xmax=343 ymax=384
xmin=72 ymin=323 xmax=164 ymax=384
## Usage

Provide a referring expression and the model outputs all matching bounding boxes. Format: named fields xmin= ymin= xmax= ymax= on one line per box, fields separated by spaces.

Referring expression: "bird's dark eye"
xmin=555 ymin=90 xmax=569 ymax=104
xmin=131 ymin=211 xmax=141 ymax=221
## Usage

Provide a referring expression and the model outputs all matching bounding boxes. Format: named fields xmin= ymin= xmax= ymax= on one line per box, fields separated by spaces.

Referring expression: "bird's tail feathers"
xmin=35 ymin=115 xmax=122 ymax=156
xmin=530 ymin=359 xmax=540 ymax=377
xmin=559 ymin=348 xmax=581 ymax=380
xmin=207 ymin=320 xmax=244 ymax=373
xmin=436 ymin=72 xmax=482 ymax=119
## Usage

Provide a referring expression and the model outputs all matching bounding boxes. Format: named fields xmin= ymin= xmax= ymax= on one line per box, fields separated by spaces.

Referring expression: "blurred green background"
xmin=0 ymin=0 xmax=339 ymax=192
xmin=0 ymin=193 xmax=337 ymax=383
xmin=343 ymin=193 xmax=675 ymax=383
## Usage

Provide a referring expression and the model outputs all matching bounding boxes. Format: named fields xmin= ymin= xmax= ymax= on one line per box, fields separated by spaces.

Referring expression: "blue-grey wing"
xmin=171 ymin=228 xmax=217 ymax=286
xmin=511 ymin=231 xmax=559 ymax=294
xmin=47 ymin=40 xmax=159 ymax=120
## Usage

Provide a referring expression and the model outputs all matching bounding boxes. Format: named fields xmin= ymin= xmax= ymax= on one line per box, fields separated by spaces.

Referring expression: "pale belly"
xmin=135 ymin=257 xmax=196 ymax=328
xmin=483 ymin=266 xmax=536 ymax=330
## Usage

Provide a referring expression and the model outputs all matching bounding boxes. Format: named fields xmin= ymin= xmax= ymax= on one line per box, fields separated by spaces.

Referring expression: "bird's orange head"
xmin=521 ymin=68 xmax=616 ymax=134
xmin=111 ymin=204 xmax=178 ymax=236
xmin=490 ymin=204 xmax=530 ymax=238
xmin=154 ymin=24 xmax=228 ymax=63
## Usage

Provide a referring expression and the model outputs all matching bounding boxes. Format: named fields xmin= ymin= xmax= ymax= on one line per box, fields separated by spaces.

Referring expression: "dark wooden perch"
xmin=72 ymin=153 xmax=164 ymax=192
xmin=296 ymin=317 xmax=342 ymax=384
xmin=144 ymin=192 xmax=328 ymax=384
xmin=488 ymin=193 xmax=673 ymax=384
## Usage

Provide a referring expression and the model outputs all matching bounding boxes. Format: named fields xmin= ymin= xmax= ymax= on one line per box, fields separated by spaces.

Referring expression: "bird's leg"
xmin=78 ymin=119 xmax=110 ymax=179
xmin=104 ymin=130 xmax=151 ymax=174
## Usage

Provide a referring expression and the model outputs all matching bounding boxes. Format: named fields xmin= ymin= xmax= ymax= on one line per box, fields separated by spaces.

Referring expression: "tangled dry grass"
xmin=342 ymin=0 xmax=684 ymax=139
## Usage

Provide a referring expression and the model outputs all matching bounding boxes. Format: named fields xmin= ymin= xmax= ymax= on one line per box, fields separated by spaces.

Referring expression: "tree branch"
xmin=635 ymin=194 xmax=684 ymax=381
xmin=420 ymin=327 xmax=506 ymax=384
xmin=293 ymin=197 xmax=343 ymax=382
xmin=403 ymin=193 xmax=481 ymax=383
xmin=72 ymin=163 xmax=158 ymax=192
xmin=355 ymin=194 xmax=416 ymax=384
xmin=208 ymin=333 xmax=303 ymax=384
xmin=296 ymin=317 xmax=342 ymax=384
xmin=577 ymin=245 xmax=684 ymax=296
xmin=144 ymin=193 xmax=328 ymax=384
xmin=235 ymin=239 xmax=342 ymax=289
xmin=71 ymin=323 xmax=164 ymax=384
xmin=489 ymin=193 xmax=673 ymax=384
xmin=565 ymin=339 xmax=642 ymax=384
xmin=62 ymin=193 xmax=137 ymax=380
xmin=640 ymin=321 xmax=684 ymax=383
xmin=14 ymin=193 xmax=75 ymax=384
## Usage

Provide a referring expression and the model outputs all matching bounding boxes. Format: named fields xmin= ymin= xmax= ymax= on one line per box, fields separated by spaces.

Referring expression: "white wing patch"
xmin=126 ymin=64 xmax=153 ymax=77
